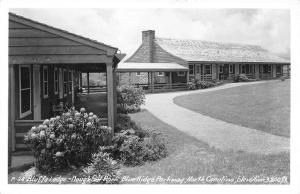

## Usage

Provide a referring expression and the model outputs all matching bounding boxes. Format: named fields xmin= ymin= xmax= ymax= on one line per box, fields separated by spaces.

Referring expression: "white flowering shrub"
xmin=24 ymin=107 xmax=113 ymax=173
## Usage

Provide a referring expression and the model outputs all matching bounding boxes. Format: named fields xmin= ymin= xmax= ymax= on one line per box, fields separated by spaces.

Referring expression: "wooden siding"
xmin=153 ymin=42 xmax=187 ymax=67
xmin=9 ymin=20 xmax=109 ymax=65
xmin=10 ymin=45 xmax=106 ymax=55
xmin=126 ymin=42 xmax=187 ymax=66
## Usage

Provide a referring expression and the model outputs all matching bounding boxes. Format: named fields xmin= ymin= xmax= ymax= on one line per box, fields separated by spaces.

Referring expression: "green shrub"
xmin=117 ymin=85 xmax=145 ymax=113
xmin=196 ymin=80 xmax=217 ymax=89
xmin=101 ymin=129 xmax=167 ymax=167
xmin=188 ymin=79 xmax=223 ymax=90
xmin=24 ymin=107 xmax=113 ymax=173
xmin=115 ymin=114 xmax=147 ymax=138
xmin=83 ymin=151 xmax=120 ymax=184
xmin=187 ymin=82 xmax=197 ymax=90
xmin=233 ymin=74 xmax=249 ymax=82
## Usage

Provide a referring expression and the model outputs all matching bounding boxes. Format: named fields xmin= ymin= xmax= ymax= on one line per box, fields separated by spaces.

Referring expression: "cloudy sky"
xmin=11 ymin=8 xmax=290 ymax=59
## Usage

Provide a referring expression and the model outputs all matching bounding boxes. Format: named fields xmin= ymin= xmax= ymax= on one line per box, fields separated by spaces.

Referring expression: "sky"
xmin=11 ymin=8 xmax=290 ymax=59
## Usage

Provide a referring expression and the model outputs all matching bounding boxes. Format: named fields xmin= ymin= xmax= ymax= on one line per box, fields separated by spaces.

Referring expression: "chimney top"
xmin=142 ymin=30 xmax=155 ymax=45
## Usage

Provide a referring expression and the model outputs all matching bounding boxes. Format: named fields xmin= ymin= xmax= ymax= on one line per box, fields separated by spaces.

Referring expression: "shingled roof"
xmin=126 ymin=30 xmax=289 ymax=64
xmin=155 ymin=37 xmax=289 ymax=63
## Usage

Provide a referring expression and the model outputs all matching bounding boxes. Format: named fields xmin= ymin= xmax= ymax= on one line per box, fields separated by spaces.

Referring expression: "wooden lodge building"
xmin=8 ymin=13 xmax=123 ymax=152
xmin=117 ymin=30 xmax=290 ymax=93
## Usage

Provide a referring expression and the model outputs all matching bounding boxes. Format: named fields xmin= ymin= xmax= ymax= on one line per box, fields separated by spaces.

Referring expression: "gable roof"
xmin=9 ymin=12 xmax=118 ymax=56
xmin=155 ymin=37 xmax=289 ymax=63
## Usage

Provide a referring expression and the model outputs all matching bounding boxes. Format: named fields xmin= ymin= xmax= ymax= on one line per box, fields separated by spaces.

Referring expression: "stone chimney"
xmin=142 ymin=30 xmax=155 ymax=62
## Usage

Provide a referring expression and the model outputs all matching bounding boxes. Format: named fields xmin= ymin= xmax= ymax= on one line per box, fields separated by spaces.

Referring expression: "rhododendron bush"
xmin=24 ymin=107 xmax=113 ymax=173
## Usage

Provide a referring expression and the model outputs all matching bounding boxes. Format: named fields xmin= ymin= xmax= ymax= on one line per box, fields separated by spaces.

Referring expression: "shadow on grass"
xmin=122 ymin=109 xmax=290 ymax=184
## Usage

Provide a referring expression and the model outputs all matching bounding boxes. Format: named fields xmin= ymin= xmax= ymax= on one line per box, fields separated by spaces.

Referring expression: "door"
xmin=33 ymin=65 xmax=41 ymax=120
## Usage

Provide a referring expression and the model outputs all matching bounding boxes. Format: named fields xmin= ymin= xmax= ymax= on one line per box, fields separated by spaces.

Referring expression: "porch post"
xmin=201 ymin=64 xmax=204 ymax=81
xmin=71 ymin=70 xmax=75 ymax=105
xmin=272 ymin=64 xmax=276 ymax=78
xmin=255 ymin=64 xmax=259 ymax=79
xmin=79 ymin=72 xmax=82 ymax=90
xmin=169 ymin=72 xmax=172 ymax=89
xmin=235 ymin=63 xmax=239 ymax=76
xmin=113 ymin=70 xmax=117 ymax=124
xmin=186 ymin=71 xmax=189 ymax=82
xmin=106 ymin=63 xmax=115 ymax=132
xmin=148 ymin=72 xmax=150 ymax=91
xmin=87 ymin=72 xmax=90 ymax=94
xmin=8 ymin=65 xmax=16 ymax=166
xmin=150 ymin=72 xmax=154 ymax=93
xmin=216 ymin=64 xmax=219 ymax=80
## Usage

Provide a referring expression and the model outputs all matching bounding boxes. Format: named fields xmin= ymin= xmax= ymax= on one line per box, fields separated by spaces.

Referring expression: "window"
xmin=189 ymin=64 xmax=195 ymax=75
xmin=262 ymin=65 xmax=271 ymax=73
xmin=19 ymin=65 xmax=31 ymax=118
xmin=63 ymin=69 xmax=68 ymax=96
xmin=229 ymin=64 xmax=234 ymax=73
xmin=241 ymin=65 xmax=246 ymax=74
xmin=268 ymin=65 xmax=272 ymax=73
xmin=157 ymin=72 xmax=164 ymax=76
xmin=54 ymin=68 xmax=59 ymax=95
xmin=219 ymin=65 xmax=223 ymax=73
xmin=276 ymin=65 xmax=282 ymax=74
xmin=249 ymin=64 xmax=253 ymax=74
xmin=136 ymin=72 xmax=141 ymax=76
xmin=43 ymin=66 xmax=48 ymax=98
xmin=177 ymin=71 xmax=185 ymax=76
xmin=204 ymin=65 xmax=212 ymax=75
xmin=196 ymin=65 xmax=201 ymax=74
xmin=68 ymin=70 xmax=72 ymax=94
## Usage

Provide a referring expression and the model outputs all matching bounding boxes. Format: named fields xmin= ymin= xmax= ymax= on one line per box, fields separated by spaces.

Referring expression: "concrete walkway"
xmin=142 ymin=81 xmax=290 ymax=154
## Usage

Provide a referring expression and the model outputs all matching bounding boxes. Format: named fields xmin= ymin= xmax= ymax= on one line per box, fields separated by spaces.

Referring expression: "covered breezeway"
xmin=116 ymin=62 xmax=189 ymax=93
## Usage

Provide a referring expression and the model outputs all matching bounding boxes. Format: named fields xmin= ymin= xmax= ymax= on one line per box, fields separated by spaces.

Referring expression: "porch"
xmin=117 ymin=62 xmax=189 ymax=93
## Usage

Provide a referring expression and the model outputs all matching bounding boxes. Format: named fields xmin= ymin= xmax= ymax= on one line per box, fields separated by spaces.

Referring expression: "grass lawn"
xmin=121 ymin=110 xmax=289 ymax=184
xmin=174 ymin=80 xmax=290 ymax=137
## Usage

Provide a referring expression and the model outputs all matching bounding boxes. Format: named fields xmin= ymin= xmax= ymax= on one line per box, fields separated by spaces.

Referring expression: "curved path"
xmin=142 ymin=81 xmax=290 ymax=154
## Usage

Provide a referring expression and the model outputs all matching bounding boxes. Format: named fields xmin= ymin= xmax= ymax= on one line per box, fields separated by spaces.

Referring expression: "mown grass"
xmin=120 ymin=110 xmax=289 ymax=184
xmin=174 ymin=80 xmax=290 ymax=137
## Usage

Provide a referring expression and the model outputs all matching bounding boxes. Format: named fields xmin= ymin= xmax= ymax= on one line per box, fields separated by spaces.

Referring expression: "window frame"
xmin=229 ymin=64 xmax=234 ymax=74
xmin=196 ymin=65 xmax=201 ymax=74
xmin=19 ymin=65 xmax=32 ymax=118
xmin=136 ymin=72 xmax=141 ymax=76
xmin=268 ymin=65 xmax=272 ymax=73
xmin=43 ymin=66 xmax=49 ymax=99
xmin=204 ymin=64 xmax=212 ymax=75
xmin=219 ymin=65 xmax=223 ymax=73
xmin=189 ymin=64 xmax=195 ymax=75
xmin=68 ymin=70 xmax=72 ymax=94
xmin=54 ymin=67 xmax=59 ymax=95
xmin=177 ymin=71 xmax=185 ymax=76
xmin=63 ymin=69 xmax=68 ymax=96
xmin=157 ymin=72 xmax=164 ymax=76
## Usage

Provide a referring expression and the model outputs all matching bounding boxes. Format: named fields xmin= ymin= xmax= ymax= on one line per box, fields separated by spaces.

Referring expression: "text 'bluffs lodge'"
xmin=8 ymin=13 xmax=290 ymax=151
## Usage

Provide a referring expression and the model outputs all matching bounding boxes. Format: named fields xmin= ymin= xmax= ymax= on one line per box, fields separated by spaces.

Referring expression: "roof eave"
xmin=9 ymin=12 xmax=118 ymax=57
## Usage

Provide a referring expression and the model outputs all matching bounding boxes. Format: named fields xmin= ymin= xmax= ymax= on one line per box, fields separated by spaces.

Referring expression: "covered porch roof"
xmin=116 ymin=62 xmax=188 ymax=72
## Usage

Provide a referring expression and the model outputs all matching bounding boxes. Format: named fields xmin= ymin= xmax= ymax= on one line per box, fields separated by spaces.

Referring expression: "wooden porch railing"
xmin=201 ymin=75 xmax=212 ymax=81
xmin=132 ymin=82 xmax=187 ymax=93
xmin=259 ymin=73 xmax=273 ymax=79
